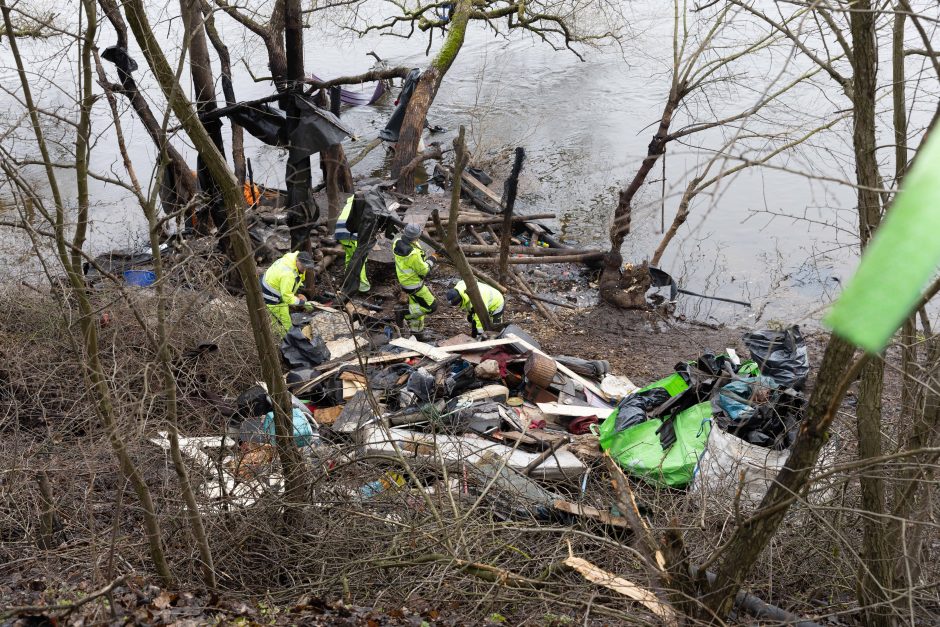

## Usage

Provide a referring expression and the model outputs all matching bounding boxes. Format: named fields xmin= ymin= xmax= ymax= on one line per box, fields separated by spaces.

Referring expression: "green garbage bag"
xmin=599 ymin=401 xmax=712 ymax=487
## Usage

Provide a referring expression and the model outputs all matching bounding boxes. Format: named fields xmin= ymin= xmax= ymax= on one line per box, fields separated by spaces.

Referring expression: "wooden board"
xmin=390 ymin=337 xmax=452 ymax=362
xmin=553 ymin=499 xmax=627 ymax=528
xmin=402 ymin=203 xmax=432 ymax=226
xmin=536 ymin=402 xmax=614 ymax=418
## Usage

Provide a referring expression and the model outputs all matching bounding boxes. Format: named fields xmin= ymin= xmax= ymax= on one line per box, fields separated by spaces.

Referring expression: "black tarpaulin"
xmin=220 ymin=94 xmax=351 ymax=157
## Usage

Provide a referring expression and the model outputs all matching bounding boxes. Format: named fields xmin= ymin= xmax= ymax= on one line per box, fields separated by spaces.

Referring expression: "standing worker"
xmin=261 ymin=250 xmax=314 ymax=338
xmin=392 ymin=224 xmax=437 ymax=335
xmin=334 ymin=193 xmax=370 ymax=293
xmin=445 ymin=279 xmax=504 ymax=338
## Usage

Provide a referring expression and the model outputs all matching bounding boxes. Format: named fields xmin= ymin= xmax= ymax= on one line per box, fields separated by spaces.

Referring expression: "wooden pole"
xmin=499 ymin=147 xmax=525 ymax=284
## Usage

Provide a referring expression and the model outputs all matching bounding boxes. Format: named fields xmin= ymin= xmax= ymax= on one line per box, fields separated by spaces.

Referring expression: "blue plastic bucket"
xmin=123 ymin=270 xmax=156 ymax=287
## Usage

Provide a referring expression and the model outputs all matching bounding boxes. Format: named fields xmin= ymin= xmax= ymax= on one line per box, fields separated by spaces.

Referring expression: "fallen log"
xmin=429 ymin=212 xmax=556 ymax=226
xmin=467 ymin=252 xmax=605 ymax=265
xmin=461 ymin=244 xmax=603 ymax=257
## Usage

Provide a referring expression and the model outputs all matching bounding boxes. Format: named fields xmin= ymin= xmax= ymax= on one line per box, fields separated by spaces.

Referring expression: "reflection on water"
xmin=3 ymin=0 xmax=915 ymax=326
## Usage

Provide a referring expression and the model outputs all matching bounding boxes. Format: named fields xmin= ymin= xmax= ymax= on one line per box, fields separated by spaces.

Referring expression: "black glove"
xmin=471 ymin=326 xmax=479 ymax=338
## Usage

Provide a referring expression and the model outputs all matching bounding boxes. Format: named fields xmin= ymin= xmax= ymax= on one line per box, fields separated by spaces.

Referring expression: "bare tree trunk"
xmin=98 ymin=0 xmax=198 ymax=226
xmin=284 ymin=0 xmax=314 ymax=251
xmin=390 ymin=0 xmax=472 ymax=193
xmin=122 ymin=0 xmax=308 ymax=511
xmin=498 ymin=148 xmax=525 ymax=285
xmin=600 ymin=85 xmax=681 ymax=307
xmin=201 ymin=2 xmax=245 ymax=184
xmin=441 ymin=127 xmax=492 ymax=331
xmin=850 ymin=3 xmax=893 ymax=622
xmin=181 ymin=0 xmax=230 ymax=249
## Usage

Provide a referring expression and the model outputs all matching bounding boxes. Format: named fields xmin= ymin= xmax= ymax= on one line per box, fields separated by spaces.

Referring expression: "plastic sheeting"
xmin=223 ymin=94 xmax=351 ymax=158
xmin=280 ymin=327 xmax=330 ymax=369
xmin=378 ymin=69 xmax=421 ymax=142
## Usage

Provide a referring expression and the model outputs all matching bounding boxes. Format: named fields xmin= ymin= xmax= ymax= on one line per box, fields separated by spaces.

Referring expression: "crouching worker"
xmin=261 ymin=250 xmax=314 ymax=338
xmin=393 ymin=224 xmax=437 ymax=335
xmin=445 ymin=280 xmax=504 ymax=338
xmin=335 ymin=193 xmax=370 ymax=293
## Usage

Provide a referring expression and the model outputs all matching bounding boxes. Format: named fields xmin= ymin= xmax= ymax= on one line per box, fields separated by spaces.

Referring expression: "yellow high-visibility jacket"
xmin=335 ymin=194 xmax=356 ymax=241
xmin=454 ymin=280 xmax=504 ymax=329
xmin=261 ymin=252 xmax=306 ymax=306
xmin=393 ymin=236 xmax=430 ymax=291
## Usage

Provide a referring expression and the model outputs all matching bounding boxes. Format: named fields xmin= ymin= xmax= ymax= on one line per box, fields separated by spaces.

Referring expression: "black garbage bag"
xmin=614 ymin=387 xmax=671 ymax=433
xmin=101 ymin=45 xmax=138 ymax=89
xmin=713 ymin=377 xmax=806 ymax=449
xmin=286 ymin=367 xmax=320 ymax=387
xmin=341 ymin=187 xmax=395 ymax=296
xmin=743 ymin=326 xmax=809 ymax=389
xmin=379 ymin=68 xmax=421 ymax=142
xmin=280 ymin=327 xmax=330 ymax=369
xmin=467 ymin=167 xmax=493 ymax=186
xmin=299 ymin=374 xmax=344 ymax=406
xmin=235 ymin=385 xmax=273 ymax=422
xmin=370 ymin=363 xmax=414 ymax=393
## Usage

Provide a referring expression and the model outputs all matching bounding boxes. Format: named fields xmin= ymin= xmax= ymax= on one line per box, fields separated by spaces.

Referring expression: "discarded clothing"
xmin=556 ymin=356 xmax=610 ymax=379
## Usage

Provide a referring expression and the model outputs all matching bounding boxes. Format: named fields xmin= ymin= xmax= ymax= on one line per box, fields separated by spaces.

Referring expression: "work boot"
xmin=415 ymin=329 xmax=438 ymax=342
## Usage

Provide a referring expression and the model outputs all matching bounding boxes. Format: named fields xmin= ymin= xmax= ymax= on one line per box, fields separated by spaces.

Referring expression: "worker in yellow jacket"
xmin=261 ymin=251 xmax=313 ymax=337
xmin=393 ymin=224 xmax=437 ymax=334
xmin=335 ymin=194 xmax=370 ymax=292
xmin=445 ymin=279 xmax=504 ymax=337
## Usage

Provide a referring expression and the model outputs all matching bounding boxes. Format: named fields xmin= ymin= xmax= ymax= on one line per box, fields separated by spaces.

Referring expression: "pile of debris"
xmin=158 ymin=298 xmax=821 ymax=529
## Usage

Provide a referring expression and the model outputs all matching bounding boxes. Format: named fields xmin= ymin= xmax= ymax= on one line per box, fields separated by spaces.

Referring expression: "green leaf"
xmin=824 ymin=130 xmax=940 ymax=352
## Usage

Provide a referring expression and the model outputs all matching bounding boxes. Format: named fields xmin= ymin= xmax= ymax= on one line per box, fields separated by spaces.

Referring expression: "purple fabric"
xmin=311 ymin=73 xmax=386 ymax=106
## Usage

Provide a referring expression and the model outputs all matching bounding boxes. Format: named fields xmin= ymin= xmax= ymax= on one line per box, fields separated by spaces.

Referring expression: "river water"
xmin=6 ymin=1 xmax=928 ymax=326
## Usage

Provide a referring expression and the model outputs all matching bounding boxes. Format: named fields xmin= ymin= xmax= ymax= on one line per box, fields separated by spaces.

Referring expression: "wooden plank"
xmin=553 ymin=499 xmax=628 ymax=528
xmin=438 ymin=337 xmax=517 ymax=353
xmin=461 ymin=169 xmax=503 ymax=208
xmin=390 ymin=337 xmax=452 ymax=361
xmin=402 ymin=203 xmax=432 ymax=226
xmin=536 ymin=402 xmax=614 ymax=418
xmin=505 ymin=334 xmax=612 ymax=402
xmin=563 ymin=555 xmax=678 ymax=624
